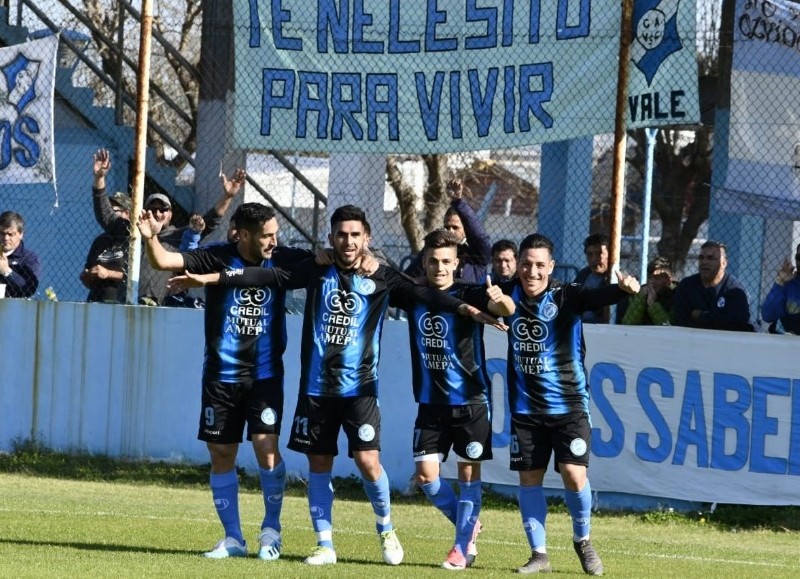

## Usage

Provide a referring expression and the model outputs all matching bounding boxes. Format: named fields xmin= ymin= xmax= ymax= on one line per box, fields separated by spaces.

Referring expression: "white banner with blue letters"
xmin=233 ymin=0 xmax=699 ymax=154
xmin=442 ymin=325 xmax=800 ymax=505
xmin=0 ymin=35 xmax=57 ymax=185
xmin=718 ymin=0 xmax=800 ymax=219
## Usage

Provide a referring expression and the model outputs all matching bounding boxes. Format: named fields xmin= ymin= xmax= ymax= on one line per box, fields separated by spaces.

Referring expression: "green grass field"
xmin=0 ymin=469 xmax=797 ymax=578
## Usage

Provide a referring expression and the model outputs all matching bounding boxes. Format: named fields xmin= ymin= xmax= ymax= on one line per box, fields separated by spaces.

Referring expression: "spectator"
xmin=761 ymin=244 xmax=800 ymax=334
xmin=490 ymin=238 xmax=517 ymax=283
xmin=404 ymin=179 xmax=491 ymax=283
xmin=621 ymin=256 xmax=676 ymax=326
xmin=0 ymin=211 xmax=40 ymax=298
xmin=573 ymin=233 xmax=610 ymax=323
xmin=672 ymin=240 xmax=755 ymax=332
xmin=80 ymin=192 xmax=131 ymax=304
xmin=91 ymin=148 xmax=243 ymax=305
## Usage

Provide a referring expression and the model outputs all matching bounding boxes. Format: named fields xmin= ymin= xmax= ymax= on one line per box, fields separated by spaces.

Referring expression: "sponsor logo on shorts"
xmin=466 ymin=441 xmax=483 ymax=459
xmin=261 ymin=407 xmax=277 ymax=426
xmin=570 ymin=437 xmax=588 ymax=456
xmin=203 ymin=429 xmax=221 ymax=436
xmin=214 ymin=498 xmax=230 ymax=510
xmin=358 ymin=424 xmax=376 ymax=442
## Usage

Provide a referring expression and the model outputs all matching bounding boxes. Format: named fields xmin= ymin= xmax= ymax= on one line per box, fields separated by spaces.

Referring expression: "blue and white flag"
xmin=0 ymin=35 xmax=57 ymax=185
xmin=718 ymin=0 xmax=800 ymax=219
xmin=233 ymin=0 xmax=698 ymax=154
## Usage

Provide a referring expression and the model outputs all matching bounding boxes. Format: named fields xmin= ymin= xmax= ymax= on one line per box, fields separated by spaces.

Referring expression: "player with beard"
xmin=138 ymin=203 xmax=310 ymax=561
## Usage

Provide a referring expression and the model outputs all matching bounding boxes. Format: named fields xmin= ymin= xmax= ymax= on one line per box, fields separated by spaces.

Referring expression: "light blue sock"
xmin=210 ymin=469 xmax=243 ymax=543
xmin=362 ymin=468 xmax=393 ymax=533
xmin=564 ymin=480 xmax=592 ymax=541
xmin=259 ymin=461 xmax=286 ymax=532
xmin=308 ymin=472 xmax=334 ymax=548
xmin=421 ymin=476 xmax=458 ymax=525
xmin=519 ymin=485 xmax=547 ymax=552
xmin=455 ymin=479 xmax=482 ymax=553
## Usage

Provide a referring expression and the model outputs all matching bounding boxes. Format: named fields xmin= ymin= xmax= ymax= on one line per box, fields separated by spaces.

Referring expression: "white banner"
xmin=717 ymin=0 xmax=800 ymax=218
xmin=0 ymin=35 xmax=57 ymax=185
xmin=233 ymin=0 xmax=699 ymax=154
xmin=443 ymin=325 xmax=800 ymax=505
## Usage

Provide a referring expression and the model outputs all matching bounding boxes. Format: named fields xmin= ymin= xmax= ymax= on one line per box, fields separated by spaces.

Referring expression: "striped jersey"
xmin=502 ymin=279 xmax=625 ymax=415
xmin=395 ymin=281 xmax=492 ymax=405
xmin=220 ymin=261 xmax=463 ymax=397
xmin=182 ymin=243 xmax=310 ymax=382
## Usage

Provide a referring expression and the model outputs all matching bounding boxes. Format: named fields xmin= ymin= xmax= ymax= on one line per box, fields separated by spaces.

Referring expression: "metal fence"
xmin=1 ymin=0 xmax=799 ymax=332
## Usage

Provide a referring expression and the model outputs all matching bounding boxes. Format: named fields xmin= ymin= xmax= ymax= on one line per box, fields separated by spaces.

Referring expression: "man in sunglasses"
xmin=90 ymin=148 xmax=243 ymax=305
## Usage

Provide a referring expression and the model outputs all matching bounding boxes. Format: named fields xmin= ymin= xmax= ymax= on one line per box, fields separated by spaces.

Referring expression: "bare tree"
xmin=386 ymin=154 xmax=451 ymax=253
xmin=81 ymin=0 xmax=201 ymax=166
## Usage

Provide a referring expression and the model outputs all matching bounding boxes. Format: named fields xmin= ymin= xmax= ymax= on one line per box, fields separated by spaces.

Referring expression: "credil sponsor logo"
xmin=418 ymin=312 xmax=448 ymax=338
xmin=324 ymin=288 xmax=364 ymax=315
xmin=233 ymin=286 xmax=270 ymax=306
xmin=512 ymin=317 xmax=548 ymax=342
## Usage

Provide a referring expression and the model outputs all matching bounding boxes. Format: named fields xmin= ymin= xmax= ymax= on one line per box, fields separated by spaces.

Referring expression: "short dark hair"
xmin=330 ymin=204 xmax=370 ymax=231
xmin=583 ymin=233 xmax=609 ymax=250
xmin=519 ymin=233 xmax=554 ymax=256
xmin=492 ymin=239 xmax=517 ymax=257
xmin=423 ymin=229 xmax=460 ymax=252
xmin=0 ymin=211 xmax=24 ymax=233
xmin=234 ymin=203 xmax=276 ymax=233
xmin=443 ymin=206 xmax=461 ymax=221
xmin=701 ymin=240 xmax=727 ymax=252
xmin=647 ymin=256 xmax=673 ymax=277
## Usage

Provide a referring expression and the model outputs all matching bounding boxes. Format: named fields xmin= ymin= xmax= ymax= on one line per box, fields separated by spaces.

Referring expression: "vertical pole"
xmin=640 ymin=127 xmax=658 ymax=282
xmin=115 ymin=2 xmax=125 ymax=125
xmin=609 ymin=0 xmax=635 ymax=277
xmin=125 ymin=0 xmax=154 ymax=305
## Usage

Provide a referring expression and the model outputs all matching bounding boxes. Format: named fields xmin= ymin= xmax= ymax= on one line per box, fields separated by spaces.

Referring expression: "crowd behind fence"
xmin=1 ymin=1 xmax=798 ymax=333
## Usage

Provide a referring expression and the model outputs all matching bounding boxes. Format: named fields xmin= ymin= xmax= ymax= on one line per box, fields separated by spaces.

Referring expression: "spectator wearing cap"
xmin=80 ymin=192 xmax=131 ymax=303
xmin=0 ymin=210 xmax=40 ymax=298
xmin=90 ymin=148 xmax=245 ymax=305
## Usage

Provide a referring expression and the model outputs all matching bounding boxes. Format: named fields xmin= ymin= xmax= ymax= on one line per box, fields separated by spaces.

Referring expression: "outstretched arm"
xmin=138 ymin=211 xmax=185 ymax=272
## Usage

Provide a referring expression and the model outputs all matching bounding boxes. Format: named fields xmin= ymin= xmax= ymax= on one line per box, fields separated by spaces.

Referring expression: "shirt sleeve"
xmin=385 ymin=267 xmax=463 ymax=313
xmin=219 ymin=258 xmax=314 ymax=289
xmin=453 ymin=198 xmax=491 ymax=267
xmin=761 ymin=283 xmax=786 ymax=323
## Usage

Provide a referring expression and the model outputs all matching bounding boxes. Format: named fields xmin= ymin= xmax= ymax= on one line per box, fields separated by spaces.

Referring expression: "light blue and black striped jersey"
xmin=394 ymin=281 xmax=492 ymax=406
xmin=182 ymin=243 xmax=310 ymax=382
xmin=220 ymin=261 xmax=463 ymax=397
xmin=501 ymin=279 xmax=626 ymax=416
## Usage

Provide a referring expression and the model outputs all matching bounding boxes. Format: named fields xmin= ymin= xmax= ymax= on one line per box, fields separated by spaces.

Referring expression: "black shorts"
xmin=509 ymin=412 xmax=591 ymax=472
xmin=287 ymin=394 xmax=381 ymax=457
xmin=197 ymin=376 xmax=284 ymax=444
xmin=413 ymin=403 xmax=493 ymax=462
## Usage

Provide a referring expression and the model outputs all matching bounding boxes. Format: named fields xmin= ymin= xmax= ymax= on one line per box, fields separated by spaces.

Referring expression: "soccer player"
xmin=137 ymin=203 xmax=309 ymax=561
xmin=498 ymin=233 xmax=639 ymax=575
xmin=393 ymin=229 xmax=514 ymax=570
xmin=176 ymin=205 xmax=503 ymax=566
